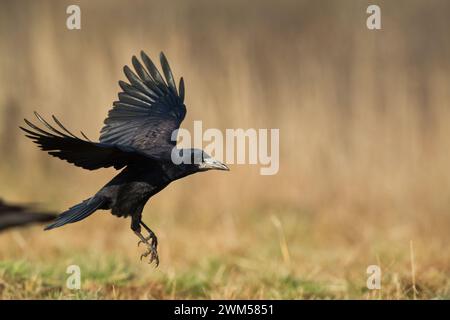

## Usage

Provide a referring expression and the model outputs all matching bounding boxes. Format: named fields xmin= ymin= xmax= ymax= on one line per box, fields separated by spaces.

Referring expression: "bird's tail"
xmin=44 ymin=197 xmax=105 ymax=230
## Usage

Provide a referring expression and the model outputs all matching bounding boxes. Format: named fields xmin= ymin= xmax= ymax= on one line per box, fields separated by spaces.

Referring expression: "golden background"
xmin=0 ymin=0 xmax=449 ymax=298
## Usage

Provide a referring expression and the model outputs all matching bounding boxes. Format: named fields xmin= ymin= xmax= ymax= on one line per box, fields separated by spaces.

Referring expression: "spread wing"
xmin=20 ymin=112 xmax=150 ymax=170
xmin=99 ymin=51 xmax=186 ymax=153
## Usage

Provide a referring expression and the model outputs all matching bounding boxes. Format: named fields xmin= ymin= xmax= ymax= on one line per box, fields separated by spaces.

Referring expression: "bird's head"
xmin=176 ymin=148 xmax=229 ymax=172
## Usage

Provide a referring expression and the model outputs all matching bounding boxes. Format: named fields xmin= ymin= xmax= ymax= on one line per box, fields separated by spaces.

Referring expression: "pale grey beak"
xmin=201 ymin=158 xmax=230 ymax=171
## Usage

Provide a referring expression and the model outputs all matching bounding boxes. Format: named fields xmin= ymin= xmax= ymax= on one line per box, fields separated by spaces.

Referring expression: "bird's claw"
xmin=138 ymin=234 xmax=156 ymax=247
xmin=140 ymin=251 xmax=148 ymax=260
xmin=139 ymin=243 xmax=159 ymax=266
xmin=137 ymin=235 xmax=159 ymax=266
xmin=138 ymin=237 xmax=149 ymax=247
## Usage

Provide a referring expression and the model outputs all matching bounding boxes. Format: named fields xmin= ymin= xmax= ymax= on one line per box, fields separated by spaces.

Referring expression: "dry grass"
xmin=0 ymin=0 xmax=449 ymax=299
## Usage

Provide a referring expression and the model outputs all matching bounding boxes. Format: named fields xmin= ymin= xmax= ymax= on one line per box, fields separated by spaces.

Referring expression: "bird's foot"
xmin=140 ymin=241 xmax=159 ymax=267
xmin=135 ymin=230 xmax=159 ymax=267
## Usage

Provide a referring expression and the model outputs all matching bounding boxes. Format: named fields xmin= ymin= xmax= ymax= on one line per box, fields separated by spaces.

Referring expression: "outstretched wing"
xmin=20 ymin=112 xmax=149 ymax=170
xmin=99 ymin=51 xmax=186 ymax=153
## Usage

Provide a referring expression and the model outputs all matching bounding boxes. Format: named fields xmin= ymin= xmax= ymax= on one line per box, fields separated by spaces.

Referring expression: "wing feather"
xmin=160 ymin=52 xmax=177 ymax=95
xmin=99 ymin=51 xmax=186 ymax=152
xmin=141 ymin=51 xmax=166 ymax=87
xmin=21 ymin=113 xmax=149 ymax=170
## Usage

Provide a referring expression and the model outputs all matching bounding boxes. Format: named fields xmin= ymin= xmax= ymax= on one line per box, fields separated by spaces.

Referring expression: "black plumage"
xmin=21 ymin=51 xmax=229 ymax=266
xmin=0 ymin=199 xmax=56 ymax=232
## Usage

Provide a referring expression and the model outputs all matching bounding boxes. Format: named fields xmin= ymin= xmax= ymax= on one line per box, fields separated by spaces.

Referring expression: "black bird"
xmin=20 ymin=51 xmax=229 ymax=266
xmin=0 ymin=198 xmax=56 ymax=232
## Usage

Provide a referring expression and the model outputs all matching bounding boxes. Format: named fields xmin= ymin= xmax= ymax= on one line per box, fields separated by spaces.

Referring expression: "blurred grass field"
xmin=1 ymin=0 xmax=450 ymax=299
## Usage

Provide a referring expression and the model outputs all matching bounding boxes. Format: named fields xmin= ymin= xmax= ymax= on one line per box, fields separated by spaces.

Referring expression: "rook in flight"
xmin=21 ymin=51 xmax=229 ymax=266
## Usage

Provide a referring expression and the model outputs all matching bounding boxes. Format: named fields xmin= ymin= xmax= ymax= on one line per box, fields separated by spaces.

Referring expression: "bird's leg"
xmin=134 ymin=230 xmax=159 ymax=267
xmin=132 ymin=217 xmax=159 ymax=266
xmin=140 ymin=221 xmax=158 ymax=249
xmin=139 ymin=221 xmax=159 ymax=266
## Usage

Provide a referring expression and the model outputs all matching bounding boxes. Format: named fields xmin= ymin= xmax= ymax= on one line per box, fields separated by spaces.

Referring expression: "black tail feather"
xmin=45 ymin=197 xmax=104 ymax=230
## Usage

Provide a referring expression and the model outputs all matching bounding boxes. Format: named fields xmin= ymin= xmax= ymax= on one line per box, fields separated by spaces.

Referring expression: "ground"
xmin=0 ymin=206 xmax=448 ymax=299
